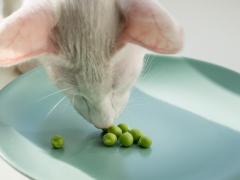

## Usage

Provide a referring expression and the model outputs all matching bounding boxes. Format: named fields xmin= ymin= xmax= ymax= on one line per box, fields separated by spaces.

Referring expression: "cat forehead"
xmin=47 ymin=0 xmax=124 ymax=88
xmin=52 ymin=0 xmax=123 ymax=60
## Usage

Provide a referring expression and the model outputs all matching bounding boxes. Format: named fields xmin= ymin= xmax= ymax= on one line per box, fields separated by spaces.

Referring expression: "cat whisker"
xmin=130 ymin=88 xmax=138 ymax=97
xmin=130 ymin=87 xmax=138 ymax=96
xmin=127 ymin=103 xmax=149 ymax=108
xmin=143 ymin=69 xmax=166 ymax=86
xmin=45 ymin=95 xmax=69 ymax=119
xmin=43 ymin=78 xmax=78 ymax=88
xmin=57 ymin=84 xmax=77 ymax=88
xmin=130 ymin=85 xmax=139 ymax=95
xmin=61 ymin=99 xmax=71 ymax=115
xmin=36 ymin=88 xmax=72 ymax=102
xmin=138 ymin=54 xmax=150 ymax=76
xmin=129 ymin=55 xmax=155 ymax=98
xmin=135 ymin=57 xmax=151 ymax=85
xmin=130 ymin=88 xmax=140 ymax=98
xmin=128 ymin=97 xmax=145 ymax=104
xmin=129 ymin=55 xmax=152 ymax=95
xmin=72 ymin=95 xmax=76 ymax=107
xmin=140 ymin=54 xmax=152 ymax=77
xmin=135 ymin=55 xmax=155 ymax=87
xmin=29 ymin=64 xmax=49 ymax=82
xmin=54 ymin=82 xmax=78 ymax=88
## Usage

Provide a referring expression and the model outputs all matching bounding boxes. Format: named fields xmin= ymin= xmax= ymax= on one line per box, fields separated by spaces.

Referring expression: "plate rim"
xmin=1 ymin=54 xmax=240 ymax=180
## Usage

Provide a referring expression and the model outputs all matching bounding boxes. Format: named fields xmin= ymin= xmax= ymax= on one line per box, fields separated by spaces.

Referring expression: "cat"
xmin=0 ymin=0 xmax=184 ymax=129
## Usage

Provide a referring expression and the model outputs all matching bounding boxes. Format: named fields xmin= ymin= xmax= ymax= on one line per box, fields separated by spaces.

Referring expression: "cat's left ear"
xmin=0 ymin=2 xmax=58 ymax=67
xmin=118 ymin=0 xmax=184 ymax=54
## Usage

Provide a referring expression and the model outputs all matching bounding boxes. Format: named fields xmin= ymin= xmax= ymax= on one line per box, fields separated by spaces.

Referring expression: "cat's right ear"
xmin=0 ymin=1 xmax=58 ymax=67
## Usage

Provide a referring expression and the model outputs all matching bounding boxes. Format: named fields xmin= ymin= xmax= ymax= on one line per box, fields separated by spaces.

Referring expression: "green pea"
xmin=119 ymin=133 xmax=133 ymax=147
xmin=128 ymin=128 xmax=143 ymax=142
xmin=103 ymin=133 xmax=117 ymax=146
xmin=118 ymin=123 xmax=129 ymax=133
xmin=51 ymin=135 xmax=65 ymax=149
xmin=139 ymin=135 xmax=152 ymax=148
xmin=108 ymin=125 xmax=122 ymax=138
xmin=101 ymin=128 xmax=108 ymax=133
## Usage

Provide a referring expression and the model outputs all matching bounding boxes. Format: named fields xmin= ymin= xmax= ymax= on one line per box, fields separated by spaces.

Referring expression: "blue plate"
xmin=0 ymin=55 xmax=240 ymax=180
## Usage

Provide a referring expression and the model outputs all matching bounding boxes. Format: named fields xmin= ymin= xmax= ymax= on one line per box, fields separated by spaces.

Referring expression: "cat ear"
xmin=0 ymin=3 xmax=58 ymax=67
xmin=119 ymin=0 xmax=184 ymax=54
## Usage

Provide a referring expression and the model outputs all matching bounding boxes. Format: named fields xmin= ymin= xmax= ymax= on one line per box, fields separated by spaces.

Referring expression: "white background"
xmin=0 ymin=0 xmax=240 ymax=179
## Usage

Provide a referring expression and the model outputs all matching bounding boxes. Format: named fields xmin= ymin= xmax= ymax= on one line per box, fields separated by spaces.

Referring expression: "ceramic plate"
xmin=0 ymin=55 xmax=240 ymax=180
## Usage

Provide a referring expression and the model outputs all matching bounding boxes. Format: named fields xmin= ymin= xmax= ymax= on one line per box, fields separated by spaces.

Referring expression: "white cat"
xmin=0 ymin=0 xmax=184 ymax=128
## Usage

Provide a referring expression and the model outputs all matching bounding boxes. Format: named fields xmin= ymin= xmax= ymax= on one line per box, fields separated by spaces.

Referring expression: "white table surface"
xmin=0 ymin=0 xmax=240 ymax=179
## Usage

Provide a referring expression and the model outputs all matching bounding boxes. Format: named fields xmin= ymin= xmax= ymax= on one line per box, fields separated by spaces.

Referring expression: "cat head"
xmin=0 ymin=0 xmax=184 ymax=128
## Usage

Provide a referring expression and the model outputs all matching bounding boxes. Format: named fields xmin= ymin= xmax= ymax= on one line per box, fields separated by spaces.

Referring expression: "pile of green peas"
xmin=102 ymin=123 xmax=152 ymax=148
xmin=50 ymin=123 xmax=152 ymax=149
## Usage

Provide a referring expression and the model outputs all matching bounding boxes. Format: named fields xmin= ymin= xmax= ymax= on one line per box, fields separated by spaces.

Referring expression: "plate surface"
xmin=0 ymin=55 xmax=240 ymax=180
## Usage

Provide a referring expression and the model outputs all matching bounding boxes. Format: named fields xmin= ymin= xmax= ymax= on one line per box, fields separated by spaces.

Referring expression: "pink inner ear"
xmin=0 ymin=6 xmax=57 ymax=66
xmin=123 ymin=0 xmax=184 ymax=54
